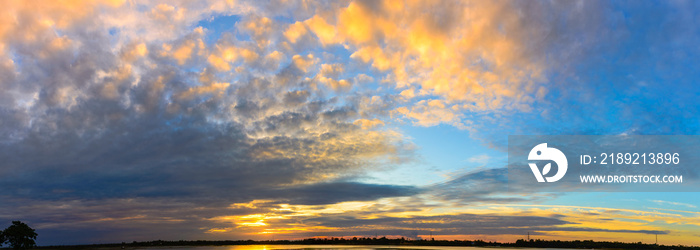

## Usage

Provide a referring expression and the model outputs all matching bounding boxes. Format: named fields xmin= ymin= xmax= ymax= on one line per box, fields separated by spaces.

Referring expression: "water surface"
xmin=129 ymin=245 xmax=569 ymax=250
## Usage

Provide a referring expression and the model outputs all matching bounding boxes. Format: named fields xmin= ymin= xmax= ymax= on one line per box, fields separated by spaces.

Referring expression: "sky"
xmin=1 ymin=0 xmax=700 ymax=246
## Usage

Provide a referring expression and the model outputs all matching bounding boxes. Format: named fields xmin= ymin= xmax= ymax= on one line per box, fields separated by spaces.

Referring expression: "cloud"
xmin=651 ymin=200 xmax=697 ymax=209
xmin=305 ymin=15 xmax=342 ymax=46
xmin=299 ymin=213 xmax=570 ymax=236
xmin=276 ymin=182 xmax=420 ymax=205
xmin=284 ymin=21 xmax=308 ymax=44
xmin=468 ymin=154 xmax=490 ymax=165
xmin=0 ymin=0 xmax=422 ymax=244
xmin=200 ymin=198 xmax=674 ymax=241
xmin=395 ymin=100 xmax=466 ymax=129
xmin=292 ymin=0 xmax=700 ymax=140
xmin=426 ymin=168 xmax=553 ymax=204
xmin=163 ymin=28 xmax=206 ymax=65
xmin=301 ymin=0 xmax=554 ymax=127
xmin=353 ymin=118 xmax=384 ymax=130
xmin=177 ymin=81 xmax=230 ymax=100
xmin=316 ymin=63 xmax=353 ymax=92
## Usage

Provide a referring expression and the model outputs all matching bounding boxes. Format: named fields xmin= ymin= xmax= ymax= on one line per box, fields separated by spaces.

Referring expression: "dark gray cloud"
xmin=424 ymin=168 xmax=558 ymax=205
xmin=260 ymin=213 xmax=667 ymax=239
xmin=279 ymin=182 xmax=421 ymax=205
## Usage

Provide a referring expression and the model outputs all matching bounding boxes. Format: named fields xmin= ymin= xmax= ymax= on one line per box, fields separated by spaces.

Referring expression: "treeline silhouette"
xmin=36 ymin=237 xmax=700 ymax=250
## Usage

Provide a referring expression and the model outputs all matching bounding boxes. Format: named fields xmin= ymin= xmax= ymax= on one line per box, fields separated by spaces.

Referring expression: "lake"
xmin=127 ymin=245 xmax=567 ymax=250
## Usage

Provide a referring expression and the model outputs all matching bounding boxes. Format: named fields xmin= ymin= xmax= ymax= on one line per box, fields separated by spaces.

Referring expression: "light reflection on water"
xmin=130 ymin=245 xmax=568 ymax=250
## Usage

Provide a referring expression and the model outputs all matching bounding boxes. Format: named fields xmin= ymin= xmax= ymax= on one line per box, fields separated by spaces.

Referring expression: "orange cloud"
xmin=395 ymin=100 xmax=466 ymax=128
xmin=178 ymin=82 xmax=230 ymax=100
xmin=354 ymin=119 xmax=385 ymax=130
xmin=302 ymin=1 xmax=550 ymax=127
xmin=284 ymin=21 xmax=308 ymax=43
xmin=305 ymin=15 xmax=340 ymax=46
xmin=292 ymin=54 xmax=315 ymax=72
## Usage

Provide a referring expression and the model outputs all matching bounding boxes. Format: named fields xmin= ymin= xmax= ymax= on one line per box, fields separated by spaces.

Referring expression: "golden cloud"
xmin=302 ymin=0 xmax=550 ymax=127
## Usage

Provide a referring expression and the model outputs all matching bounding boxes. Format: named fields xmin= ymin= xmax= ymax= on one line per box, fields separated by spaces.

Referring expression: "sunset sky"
xmin=1 ymin=0 xmax=700 ymax=246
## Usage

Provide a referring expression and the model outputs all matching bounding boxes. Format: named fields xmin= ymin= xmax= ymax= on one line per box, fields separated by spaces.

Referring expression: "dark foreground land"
xmin=35 ymin=237 xmax=700 ymax=250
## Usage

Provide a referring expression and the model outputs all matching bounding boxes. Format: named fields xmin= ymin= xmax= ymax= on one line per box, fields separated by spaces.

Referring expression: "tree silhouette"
xmin=2 ymin=221 xmax=37 ymax=250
